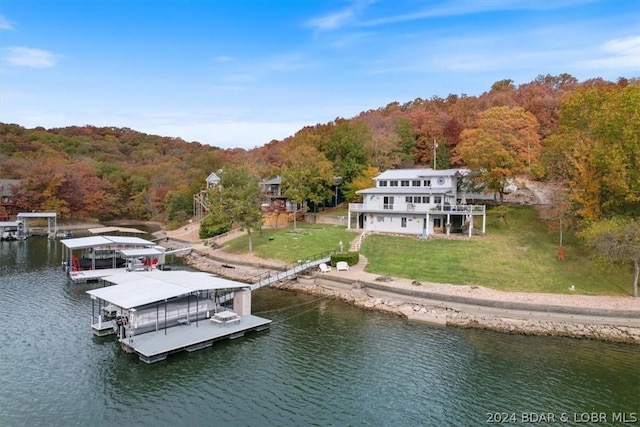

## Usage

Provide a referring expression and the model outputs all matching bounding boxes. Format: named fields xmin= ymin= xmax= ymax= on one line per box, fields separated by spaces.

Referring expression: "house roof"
xmin=206 ymin=172 xmax=220 ymax=184
xmin=357 ymin=188 xmax=456 ymax=195
xmin=261 ymin=176 xmax=282 ymax=185
xmin=86 ymin=270 xmax=249 ymax=309
xmin=375 ymin=168 xmax=466 ymax=180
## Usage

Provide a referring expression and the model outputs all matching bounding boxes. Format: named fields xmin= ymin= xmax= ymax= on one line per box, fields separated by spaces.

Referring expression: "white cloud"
xmin=0 ymin=14 xmax=14 ymax=30
xmin=213 ymin=55 xmax=234 ymax=62
xmin=578 ymin=35 xmax=640 ymax=69
xmin=307 ymin=9 xmax=355 ymax=31
xmin=5 ymin=47 xmax=62 ymax=68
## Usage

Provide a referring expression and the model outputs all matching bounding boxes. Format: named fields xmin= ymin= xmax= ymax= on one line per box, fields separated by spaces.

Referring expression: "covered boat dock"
xmin=61 ymin=235 xmax=165 ymax=283
xmin=86 ymin=270 xmax=271 ymax=363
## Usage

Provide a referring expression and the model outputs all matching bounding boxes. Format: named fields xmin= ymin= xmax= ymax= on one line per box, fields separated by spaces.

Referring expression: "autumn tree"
xmin=456 ymin=106 xmax=542 ymax=203
xmin=280 ymin=144 xmax=334 ymax=229
xmin=581 ymin=217 xmax=640 ymax=298
xmin=547 ymin=84 xmax=640 ymax=223
xmin=343 ymin=165 xmax=380 ymax=202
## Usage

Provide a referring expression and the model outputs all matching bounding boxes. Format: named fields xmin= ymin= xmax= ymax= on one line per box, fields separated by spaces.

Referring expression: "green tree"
xmin=209 ymin=165 xmax=263 ymax=252
xmin=581 ymin=217 xmax=640 ymax=298
xmin=322 ymin=120 xmax=370 ymax=183
xmin=165 ymin=187 xmax=193 ymax=228
xmin=281 ymin=144 xmax=334 ymax=229
xmin=456 ymin=106 xmax=542 ymax=203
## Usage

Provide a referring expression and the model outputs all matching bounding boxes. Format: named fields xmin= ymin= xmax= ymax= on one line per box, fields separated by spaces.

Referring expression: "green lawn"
xmin=223 ymin=225 xmax=359 ymax=263
xmin=221 ymin=206 xmax=634 ymax=296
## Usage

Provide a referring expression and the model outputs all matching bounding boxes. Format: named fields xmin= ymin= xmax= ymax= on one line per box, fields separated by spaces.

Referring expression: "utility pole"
xmin=433 ymin=138 xmax=437 ymax=170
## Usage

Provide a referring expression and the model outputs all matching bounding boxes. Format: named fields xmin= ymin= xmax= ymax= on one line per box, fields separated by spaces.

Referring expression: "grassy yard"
xmin=221 ymin=206 xmax=634 ymax=296
xmin=361 ymin=206 xmax=633 ymax=296
xmin=223 ymin=225 xmax=359 ymax=263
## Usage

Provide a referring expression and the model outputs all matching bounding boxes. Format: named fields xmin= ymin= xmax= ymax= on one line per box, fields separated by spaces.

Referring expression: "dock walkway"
xmin=121 ymin=314 xmax=271 ymax=363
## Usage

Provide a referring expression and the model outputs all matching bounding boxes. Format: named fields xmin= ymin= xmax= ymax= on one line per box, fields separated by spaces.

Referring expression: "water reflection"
xmin=1 ymin=238 xmax=638 ymax=427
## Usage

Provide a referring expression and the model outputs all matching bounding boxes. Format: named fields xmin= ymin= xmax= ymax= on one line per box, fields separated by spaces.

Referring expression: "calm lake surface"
xmin=1 ymin=237 xmax=638 ymax=426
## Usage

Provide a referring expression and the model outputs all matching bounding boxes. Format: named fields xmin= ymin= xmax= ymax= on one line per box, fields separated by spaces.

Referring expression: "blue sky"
xmin=1 ymin=1 xmax=639 ymax=149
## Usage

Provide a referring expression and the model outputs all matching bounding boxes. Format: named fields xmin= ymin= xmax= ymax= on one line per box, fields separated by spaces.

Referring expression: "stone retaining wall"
xmin=272 ymin=275 xmax=640 ymax=344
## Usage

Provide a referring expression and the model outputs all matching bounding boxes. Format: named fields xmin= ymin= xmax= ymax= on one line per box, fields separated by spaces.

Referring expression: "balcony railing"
xmin=349 ymin=203 xmax=485 ymax=214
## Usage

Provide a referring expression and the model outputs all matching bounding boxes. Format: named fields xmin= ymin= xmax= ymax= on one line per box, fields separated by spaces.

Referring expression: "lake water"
xmin=1 ymin=237 xmax=638 ymax=426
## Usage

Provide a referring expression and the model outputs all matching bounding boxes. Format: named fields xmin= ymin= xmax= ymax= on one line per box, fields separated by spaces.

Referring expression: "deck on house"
xmin=120 ymin=314 xmax=271 ymax=363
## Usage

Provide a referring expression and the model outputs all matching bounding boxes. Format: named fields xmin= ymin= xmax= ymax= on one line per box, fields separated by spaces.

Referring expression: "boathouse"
xmin=86 ymin=270 xmax=271 ymax=363
xmin=61 ymin=235 xmax=166 ymax=283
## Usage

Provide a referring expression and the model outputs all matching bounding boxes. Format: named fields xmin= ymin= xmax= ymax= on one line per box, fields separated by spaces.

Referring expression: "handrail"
xmin=249 ymin=250 xmax=335 ymax=290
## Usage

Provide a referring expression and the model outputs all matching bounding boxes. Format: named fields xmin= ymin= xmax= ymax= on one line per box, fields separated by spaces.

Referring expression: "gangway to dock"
xmin=250 ymin=253 xmax=332 ymax=291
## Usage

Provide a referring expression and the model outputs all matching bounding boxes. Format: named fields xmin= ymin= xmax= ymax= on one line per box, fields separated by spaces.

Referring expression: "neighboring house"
xmin=259 ymin=176 xmax=304 ymax=213
xmin=0 ymin=179 xmax=21 ymax=220
xmin=206 ymin=172 xmax=220 ymax=188
xmin=347 ymin=168 xmax=486 ymax=237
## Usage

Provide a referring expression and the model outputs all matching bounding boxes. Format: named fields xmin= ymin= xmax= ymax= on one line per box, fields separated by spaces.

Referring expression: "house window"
xmin=390 ymin=180 xmax=398 ymax=187
xmin=405 ymin=196 xmax=413 ymax=203
xmin=422 ymin=196 xmax=430 ymax=204
xmin=401 ymin=217 xmax=407 ymax=228
xmin=379 ymin=180 xmax=387 ymax=187
xmin=424 ymin=180 xmax=431 ymax=187
xmin=383 ymin=196 xmax=394 ymax=210
xmin=434 ymin=218 xmax=442 ymax=228
xmin=434 ymin=196 xmax=442 ymax=204
xmin=401 ymin=180 xmax=410 ymax=187
xmin=377 ymin=216 xmax=385 ymax=222
xmin=412 ymin=180 xmax=421 ymax=187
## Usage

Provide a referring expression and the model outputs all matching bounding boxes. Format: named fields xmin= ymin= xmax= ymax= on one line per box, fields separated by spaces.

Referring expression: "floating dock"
xmin=120 ymin=314 xmax=270 ymax=363
xmin=87 ymin=270 xmax=271 ymax=363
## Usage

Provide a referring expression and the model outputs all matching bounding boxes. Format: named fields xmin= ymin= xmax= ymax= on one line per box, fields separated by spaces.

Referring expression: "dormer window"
xmin=379 ymin=181 xmax=388 ymax=187
xmin=412 ymin=180 xmax=421 ymax=187
xmin=401 ymin=180 xmax=410 ymax=187
xmin=390 ymin=180 xmax=398 ymax=187
xmin=424 ymin=180 xmax=431 ymax=187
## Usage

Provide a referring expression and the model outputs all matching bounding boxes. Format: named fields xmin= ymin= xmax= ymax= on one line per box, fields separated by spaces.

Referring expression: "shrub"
xmin=330 ymin=251 xmax=359 ymax=266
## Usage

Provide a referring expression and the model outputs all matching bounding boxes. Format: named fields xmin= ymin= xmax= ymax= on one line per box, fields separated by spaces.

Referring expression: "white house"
xmin=347 ymin=168 xmax=486 ymax=237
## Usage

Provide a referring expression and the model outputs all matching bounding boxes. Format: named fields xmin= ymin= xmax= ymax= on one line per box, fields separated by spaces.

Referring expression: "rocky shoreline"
xmin=181 ymin=249 xmax=640 ymax=345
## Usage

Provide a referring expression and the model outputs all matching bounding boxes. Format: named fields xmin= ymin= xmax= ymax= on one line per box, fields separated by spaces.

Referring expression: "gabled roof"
xmin=261 ymin=176 xmax=282 ymax=185
xmin=206 ymin=172 xmax=220 ymax=184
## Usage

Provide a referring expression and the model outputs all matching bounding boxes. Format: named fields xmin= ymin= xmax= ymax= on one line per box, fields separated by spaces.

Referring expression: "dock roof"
xmin=87 ymin=271 xmax=249 ymax=309
xmin=61 ymin=235 xmax=155 ymax=250
xmin=88 ymin=226 xmax=146 ymax=235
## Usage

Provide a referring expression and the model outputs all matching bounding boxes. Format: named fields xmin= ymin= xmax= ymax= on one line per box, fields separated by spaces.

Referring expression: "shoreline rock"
xmin=173 ymin=244 xmax=640 ymax=345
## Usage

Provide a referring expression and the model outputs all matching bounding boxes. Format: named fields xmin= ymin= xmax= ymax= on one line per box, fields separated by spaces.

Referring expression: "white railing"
xmin=349 ymin=203 xmax=485 ymax=214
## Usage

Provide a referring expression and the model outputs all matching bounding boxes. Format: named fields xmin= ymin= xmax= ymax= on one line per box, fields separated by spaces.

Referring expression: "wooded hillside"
xmin=1 ymin=73 xmax=638 ymax=226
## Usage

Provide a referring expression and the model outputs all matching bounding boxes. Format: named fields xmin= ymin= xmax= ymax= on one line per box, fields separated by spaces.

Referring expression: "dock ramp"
xmin=251 ymin=257 xmax=330 ymax=291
